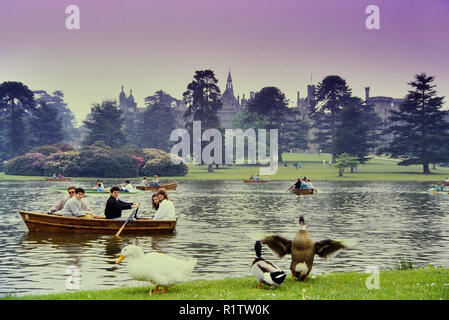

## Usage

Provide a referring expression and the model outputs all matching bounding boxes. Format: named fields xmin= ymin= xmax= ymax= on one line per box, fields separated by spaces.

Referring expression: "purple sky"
xmin=1 ymin=0 xmax=448 ymax=124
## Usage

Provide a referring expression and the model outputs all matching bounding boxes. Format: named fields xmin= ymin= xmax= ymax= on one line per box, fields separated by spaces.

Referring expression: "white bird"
xmin=116 ymin=245 xmax=197 ymax=294
xmin=251 ymin=241 xmax=286 ymax=289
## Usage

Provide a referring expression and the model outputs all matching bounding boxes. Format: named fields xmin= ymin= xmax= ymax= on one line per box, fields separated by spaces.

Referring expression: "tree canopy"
xmin=381 ymin=73 xmax=449 ymax=174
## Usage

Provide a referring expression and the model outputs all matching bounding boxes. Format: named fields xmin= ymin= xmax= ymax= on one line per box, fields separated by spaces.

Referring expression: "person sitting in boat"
xmin=105 ymin=186 xmax=139 ymax=220
xmin=120 ymin=180 xmax=134 ymax=192
xmin=151 ymin=193 xmax=160 ymax=212
xmin=153 ymin=189 xmax=175 ymax=220
xmin=249 ymin=174 xmax=255 ymax=180
xmin=255 ymin=174 xmax=260 ymax=181
xmin=293 ymin=178 xmax=302 ymax=189
xmin=305 ymin=179 xmax=314 ymax=189
xmin=58 ymin=173 xmax=63 ymax=179
xmin=52 ymin=173 xmax=56 ymax=178
xmin=141 ymin=176 xmax=149 ymax=186
xmin=434 ymin=182 xmax=444 ymax=191
xmin=47 ymin=186 xmax=90 ymax=214
xmin=94 ymin=179 xmax=105 ymax=192
xmin=149 ymin=175 xmax=160 ymax=187
xmin=60 ymin=188 xmax=94 ymax=218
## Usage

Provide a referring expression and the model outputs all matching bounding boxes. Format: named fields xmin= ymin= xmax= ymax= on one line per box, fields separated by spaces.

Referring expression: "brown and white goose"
xmin=261 ymin=216 xmax=351 ymax=282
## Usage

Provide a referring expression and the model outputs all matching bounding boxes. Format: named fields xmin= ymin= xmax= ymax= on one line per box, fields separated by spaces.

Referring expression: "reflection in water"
xmin=0 ymin=180 xmax=449 ymax=296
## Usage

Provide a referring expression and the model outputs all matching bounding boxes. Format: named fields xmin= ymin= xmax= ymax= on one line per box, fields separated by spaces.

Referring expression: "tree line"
xmin=1 ymin=71 xmax=448 ymax=174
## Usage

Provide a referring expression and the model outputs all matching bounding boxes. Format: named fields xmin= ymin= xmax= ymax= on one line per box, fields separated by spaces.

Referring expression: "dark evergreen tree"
xmin=309 ymin=75 xmax=352 ymax=163
xmin=246 ymin=86 xmax=308 ymax=161
xmin=140 ymin=90 xmax=180 ymax=151
xmin=0 ymin=81 xmax=35 ymax=159
xmin=28 ymin=100 xmax=64 ymax=147
xmin=334 ymin=97 xmax=380 ymax=165
xmin=382 ymin=73 xmax=449 ymax=174
xmin=34 ymin=90 xmax=79 ymax=144
xmin=183 ymin=70 xmax=223 ymax=171
xmin=82 ymin=100 xmax=127 ymax=148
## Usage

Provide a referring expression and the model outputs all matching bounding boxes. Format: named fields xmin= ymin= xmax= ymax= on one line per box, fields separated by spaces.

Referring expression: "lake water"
xmin=0 ymin=179 xmax=448 ymax=296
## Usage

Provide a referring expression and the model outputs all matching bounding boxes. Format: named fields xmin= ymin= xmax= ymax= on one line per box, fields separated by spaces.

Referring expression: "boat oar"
xmin=115 ymin=208 xmax=139 ymax=237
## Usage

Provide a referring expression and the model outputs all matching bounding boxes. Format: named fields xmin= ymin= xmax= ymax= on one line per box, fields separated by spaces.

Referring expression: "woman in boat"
xmin=433 ymin=182 xmax=444 ymax=191
xmin=249 ymin=174 xmax=255 ymax=180
xmin=151 ymin=193 xmax=160 ymax=211
xmin=60 ymin=188 xmax=94 ymax=218
xmin=149 ymin=175 xmax=160 ymax=187
xmin=305 ymin=179 xmax=314 ymax=189
xmin=153 ymin=189 xmax=175 ymax=220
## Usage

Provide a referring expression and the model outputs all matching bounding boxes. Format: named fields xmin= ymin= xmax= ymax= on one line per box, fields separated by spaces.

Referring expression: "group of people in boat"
xmin=47 ymin=184 xmax=175 ymax=221
xmin=433 ymin=178 xmax=449 ymax=191
xmin=91 ymin=179 xmax=135 ymax=193
xmin=141 ymin=175 xmax=160 ymax=187
xmin=292 ymin=176 xmax=314 ymax=189
xmin=248 ymin=174 xmax=269 ymax=181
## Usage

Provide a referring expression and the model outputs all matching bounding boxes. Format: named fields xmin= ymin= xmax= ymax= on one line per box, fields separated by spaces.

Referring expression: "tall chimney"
xmin=365 ymin=87 xmax=370 ymax=102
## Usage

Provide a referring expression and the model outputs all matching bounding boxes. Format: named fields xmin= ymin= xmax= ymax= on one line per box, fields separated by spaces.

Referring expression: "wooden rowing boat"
xmin=242 ymin=179 xmax=270 ymax=183
xmin=45 ymin=177 xmax=72 ymax=181
xmin=48 ymin=186 xmax=144 ymax=195
xmin=290 ymin=188 xmax=314 ymax=195
xmin=136 ymin=181 xmax=178 ymax=191
xmin=19 ymin=211 xmax=177 ymax=234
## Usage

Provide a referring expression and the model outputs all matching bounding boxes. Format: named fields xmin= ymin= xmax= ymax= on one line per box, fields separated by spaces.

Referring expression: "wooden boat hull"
xmin=136 ymin=182 xmax=178 ymax=191
xmin=242 ymin=179 xmax=269 ymax=183
xmin=290 ymin=188 xmax=314 ymax=195
xmin=45 ymin=177 xmax=72 ymax=181
xmin=19 ymin=211 xmax=177 ymax=234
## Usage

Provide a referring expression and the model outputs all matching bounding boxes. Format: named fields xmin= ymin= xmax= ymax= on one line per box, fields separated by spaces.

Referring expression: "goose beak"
xmin=116 ymin=255 xmax=125 ymax=264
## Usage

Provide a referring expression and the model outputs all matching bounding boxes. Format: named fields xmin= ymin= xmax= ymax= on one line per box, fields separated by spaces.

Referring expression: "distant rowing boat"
xmin=136 ymin=182 xmax=178 ymax=191
xmin=48 ymin=186 xmax=144 ymax=195
xmin=242 ymin=179 xmax=269 ymax=183
xmin=290 ymin=188 xmax=314 ymax=195
xmin=45 ymin=177 xmax=72 ymax=181
xmin=19 ymin=211 xmax=177 ymax=234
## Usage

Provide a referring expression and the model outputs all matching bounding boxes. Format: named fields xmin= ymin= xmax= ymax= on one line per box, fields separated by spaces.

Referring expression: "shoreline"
xmin=2 ymin=268 xmax=448 ymax=300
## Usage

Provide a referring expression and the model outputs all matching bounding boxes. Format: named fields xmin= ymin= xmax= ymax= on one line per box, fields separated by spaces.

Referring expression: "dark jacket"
xmin=105 ymin=196 xmax=133 ymax=219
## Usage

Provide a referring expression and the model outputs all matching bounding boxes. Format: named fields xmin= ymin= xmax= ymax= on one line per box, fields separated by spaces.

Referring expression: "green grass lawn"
xmin=3 ymin=268 xmax=448 ymax=300
xmin=2 ymin=153 xmax=449 ymax=182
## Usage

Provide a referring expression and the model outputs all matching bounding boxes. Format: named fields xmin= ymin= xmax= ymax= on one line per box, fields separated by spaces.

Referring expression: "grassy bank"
xmin=2 ymin=153 xmax=449 ymax=182
xmin=3 ymin=268 xmax=449 ymax=300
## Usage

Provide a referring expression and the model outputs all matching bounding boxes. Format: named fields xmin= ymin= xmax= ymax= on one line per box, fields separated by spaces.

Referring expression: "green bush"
xmin=140 ymin=148 xmax=188 ymax=176
xmin=4 ymin=144 xmax=188 ymax=177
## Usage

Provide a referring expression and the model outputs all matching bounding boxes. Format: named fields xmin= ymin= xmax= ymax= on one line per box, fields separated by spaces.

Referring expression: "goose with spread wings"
xmin=261 ymin=216 xmax=352 ymax=282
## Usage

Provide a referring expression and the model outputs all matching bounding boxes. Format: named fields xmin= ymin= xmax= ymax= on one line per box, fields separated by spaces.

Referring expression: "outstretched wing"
xmin=261 ymin=235 xmax=292 ymax=258
xmin=314 ymin=239 xmax=348 ymax=259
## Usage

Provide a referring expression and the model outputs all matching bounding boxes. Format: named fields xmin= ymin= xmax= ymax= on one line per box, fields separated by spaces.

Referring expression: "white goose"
xmin=116 ymin=245 xmax=197 ymax=294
